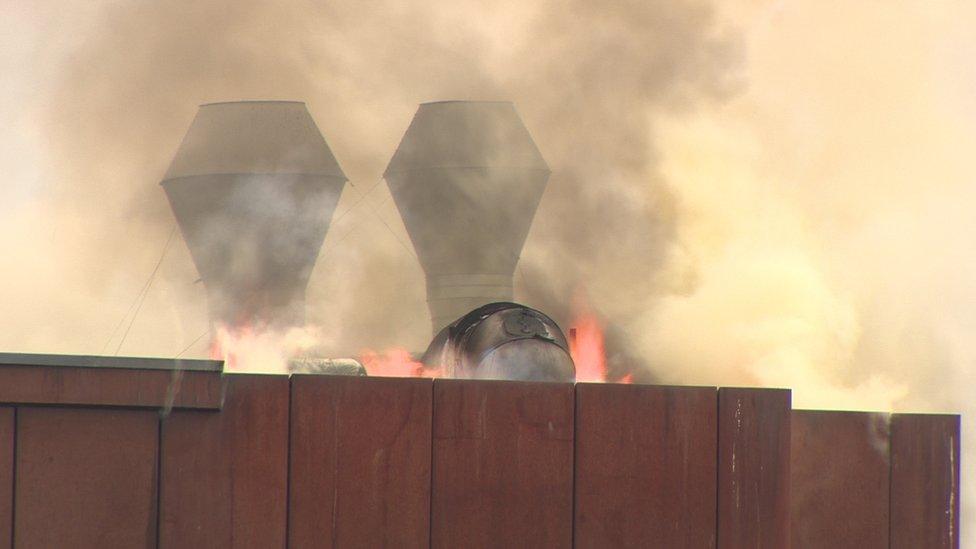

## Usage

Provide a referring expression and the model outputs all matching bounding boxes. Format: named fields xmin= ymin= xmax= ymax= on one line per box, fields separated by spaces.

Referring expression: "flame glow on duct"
xmin=207 ymin=295 xmax=624 ymax=383
xmin=569 ymin=313 xmax=607 ymax=382
xmin=569 ymin=296 xmax=632 ymax=384
xmin=359 ymin=348 xmax=440 ymax=378
xmin=209 ymin=323 xmax=321 ymax=373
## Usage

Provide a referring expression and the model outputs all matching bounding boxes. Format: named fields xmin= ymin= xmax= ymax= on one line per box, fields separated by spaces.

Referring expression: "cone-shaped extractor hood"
xmin=384 ymin=101 xmax=550 ymax=334
xmin=162 ymin=101 xmax=346 ymax=330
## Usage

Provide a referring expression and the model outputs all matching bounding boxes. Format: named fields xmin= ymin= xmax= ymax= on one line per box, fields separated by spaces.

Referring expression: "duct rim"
xmin=419 ymin=100 xmax=514 ymax=106
xmin=199 ymin=100 xmax=306 ymax=107
xmin=160 ymin=173 xmax=349 ymax=185
xmin=384 ymin=166 xmax=550 ymax=176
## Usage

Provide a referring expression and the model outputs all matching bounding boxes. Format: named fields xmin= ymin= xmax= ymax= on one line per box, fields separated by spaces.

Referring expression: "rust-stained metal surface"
xmin=890 ymin=413 xmax=961 ymax=549
xmin=574 ymin=383 xmax=717 ymax=548
xmin=289 ymin=375 xmax=432 ymax=548
xmin=717 ymin=388 xmax=791 ymax=548
xmin=160 ymin=374 xmax=289 ymax=549
xmin=14 ymin=407 xmax=158 ymax=547
xmin=431 ymin=379 xmax=574 ymax=548
xmin=0 ymin=408 xmax=12 ymax=549
xmin=790 ymin=410 xmax=890 ymax=548
xmin=0 ymin=364 xmax=222 ymax=410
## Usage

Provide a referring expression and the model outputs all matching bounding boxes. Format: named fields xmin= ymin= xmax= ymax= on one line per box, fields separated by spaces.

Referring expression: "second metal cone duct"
xmin=384 ymin=101 xmax=550 ymax=334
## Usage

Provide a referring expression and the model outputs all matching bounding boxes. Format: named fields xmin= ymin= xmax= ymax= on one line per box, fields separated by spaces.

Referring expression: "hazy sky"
xmin=2 ymin=0 xmax=975 ymax=541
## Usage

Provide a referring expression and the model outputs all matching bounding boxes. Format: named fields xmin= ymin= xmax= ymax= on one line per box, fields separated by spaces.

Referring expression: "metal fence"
xmin=0 ymin=358 xmax=960 ymax=548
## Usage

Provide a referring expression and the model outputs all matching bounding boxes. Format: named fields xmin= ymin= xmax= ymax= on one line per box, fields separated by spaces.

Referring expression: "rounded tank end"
xmin=421 ymin=302 xmax=576 ymax=382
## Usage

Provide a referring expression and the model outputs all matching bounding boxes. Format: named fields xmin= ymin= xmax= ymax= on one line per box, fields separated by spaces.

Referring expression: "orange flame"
xmin=209 ymin=323 xmax=319 ymax=374
xmin=359 ymin=348 xmax=441 ymax=378
xmin=569 ymin=289 xmax=632 ymax=384
xmin=209 ymin=324 xmax=252 ymax=371
xmin=569 ymin=312 xmax=608 ymax=382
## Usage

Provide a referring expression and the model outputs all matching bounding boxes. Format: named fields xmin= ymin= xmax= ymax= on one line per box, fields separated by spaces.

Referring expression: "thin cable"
xmin=346 ymin=180 xmax=416 ymax=258
xmin=101 ymin=226 xmax=177 ymax=354
xmin=318 ymin=195 xmax=395 ymax=257
xmin=321 ymin=178 xmax=417 ymax=260
xmin=314 ymin=179 xmax=389 ymax=258
xmin=330 ymin=178 xmax=387 ymax=228
xmin=114 ymin=226 xmax=178 ymax=356
xmin=175 ymin=329 xmax=209 ymax=358
xmin=100 ymin=274 xmax=154 ymax=355
xmin=319 ymin=222 xmax=365 ymax=257
xmin=370 ymin=208 xmax=417 ymax=259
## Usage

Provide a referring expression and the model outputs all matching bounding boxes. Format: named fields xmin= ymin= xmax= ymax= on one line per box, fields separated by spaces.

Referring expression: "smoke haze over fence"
xmin=2 ymin=1 xmax=975 ymax=542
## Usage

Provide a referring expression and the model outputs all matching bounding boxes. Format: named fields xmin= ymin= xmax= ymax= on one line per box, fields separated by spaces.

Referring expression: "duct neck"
xmin=426 ymin=274 xmax=514 ymax=334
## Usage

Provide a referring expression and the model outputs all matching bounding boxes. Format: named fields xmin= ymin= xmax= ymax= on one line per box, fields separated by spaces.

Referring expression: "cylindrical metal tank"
xmin=384 ymin=101 xmax=550 ymax=335
xmin=162 ymin=101 xmax=346 ymax=329
xmin=421 ymin=302 xmax=575 ymax=382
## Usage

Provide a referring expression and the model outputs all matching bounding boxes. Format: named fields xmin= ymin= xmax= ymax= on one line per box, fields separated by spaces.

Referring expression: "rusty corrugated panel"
xmin=431 ymin=379 xmax=574 ymax=548
xmin=574 ymin=383 xmax=717 ymax=548
xmin=0 ymin=408 xmax=12 ymax=549
xmin=790 ymin=410 xmax=890 ymax=548
xmin=288 ymin=375 xmax=432 ymax=548
xmin=14 ymin=407 xmax=158 ymax=547
xmin=160 ymin=374 xmax=289 ymax=549
xmin=890 ymin=413 xmax=960 ymax=549
xmin=717 ymin=388 xmax=791 ymax=548
xmin=0 ymin=364 xmax=222 ymax=409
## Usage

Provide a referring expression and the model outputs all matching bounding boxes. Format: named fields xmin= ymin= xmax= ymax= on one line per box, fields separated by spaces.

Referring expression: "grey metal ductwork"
xmin=421 ymin=302 xmax=576 ymax=382
xmin=162 ymin=101 xmax=346 ymax=330
xmin=384 ymin=101 xmax=550 ymax=335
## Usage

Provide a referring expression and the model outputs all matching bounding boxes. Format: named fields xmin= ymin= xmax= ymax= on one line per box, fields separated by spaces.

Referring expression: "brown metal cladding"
xmin=717 ymin=388 xmax=791 ymax=548
xmin=574 ymin=383 xmax=717 ymax=548
xmin=890 ymin=413 xmax=961 ymax=549
xmin=160 ymin=374 xmax=289 ymax=549
xmin=431 ymin=379 xmax=574 ymax=548
xmin=0 ymin=355 xmax=962 ymax=548
xmin=288 ymin=375 xmax=432 ymax=548
xmin=14 ymin=407 xmax=158 ymax=548
xmin=0 ymin=408 xmax=12 ymax=549
xmin=790 ymin=410 xmax=890 ymax=548
xmin=0 ymin=365 xmax=223 ymax=410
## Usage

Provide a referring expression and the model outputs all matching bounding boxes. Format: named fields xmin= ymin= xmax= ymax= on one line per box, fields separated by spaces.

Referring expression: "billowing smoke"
xmin=2 ymin=0 xmax=739 ymax=358
xmin=638 ymin=2 xmax=976 ymax=540
xmin=2 ymin=0 xmax=974 ymax=543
